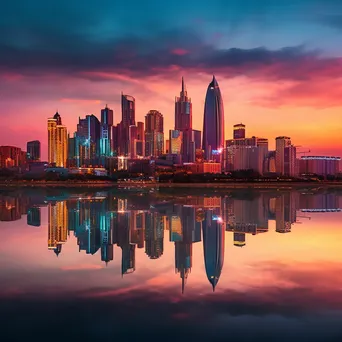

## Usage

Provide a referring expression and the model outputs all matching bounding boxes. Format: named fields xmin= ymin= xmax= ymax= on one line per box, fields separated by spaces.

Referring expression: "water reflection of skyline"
xmin=1 ymin=189 xmax=342 ymax=292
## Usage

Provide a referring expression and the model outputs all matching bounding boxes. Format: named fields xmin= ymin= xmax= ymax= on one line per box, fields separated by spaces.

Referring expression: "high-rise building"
xmin=137 ymin=122 xmax=144 ymax=140
xmin=284 ymin=145 xmax=297 ymax=177
xmin=257 ymin=138 xmax=269 ymax=174
xmin=118 ymin=94 xmax=136 ymax=156
xmin=145 ymin=110 xmax=164 ymax=157
xmin=27 ymin=141 xmax=40 ymax=161
xmin=225 ymin=145 xmax=263 ymax=174
xmin=169 ymin=130 xmax=183 ymax=155
xmin=202 ymin=76 xmax=225 ymax=162
xmin=48 ymin=112 xmax=68 ymax=167
xmin=175 ymin=77 xmax=192 ymax=131
xmin=276 ymin=136 xmax=295 ymax=176
xmin=100 ymin=105 xmax=114 ymax=157
xmin=48 ymin=117 xmax=57 ymax=165
xmin=101 ymin=105 xmax=114 ymax=126
xmin=225 ymin=135 xmax=268 ymax=175
xmin=76 ymin=114 xmax=100 ymax=165
xmin=121 ymin=94 xmax=135 ymax=127
xmin=174 ymin=77 xmax=198 ymax=162
xmin=56 ymin=126 xmax=68 ymax=168
xmin=233 ymin=123 xmax=246 ymax=139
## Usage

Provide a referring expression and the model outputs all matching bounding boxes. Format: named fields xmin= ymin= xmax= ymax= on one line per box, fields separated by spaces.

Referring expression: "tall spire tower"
xmin=175 ymin=77 xmax=191 ymax=131
xmin=174 ymin=77 xmax=198 ymax=163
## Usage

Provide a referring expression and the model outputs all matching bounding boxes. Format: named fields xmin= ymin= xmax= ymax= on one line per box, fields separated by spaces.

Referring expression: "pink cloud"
xmin=171 ymin=48 xmax=189 ymax=56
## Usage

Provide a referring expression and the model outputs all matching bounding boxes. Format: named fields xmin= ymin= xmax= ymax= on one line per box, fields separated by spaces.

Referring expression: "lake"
xmin=1 ymin=187 xmax=342 ymax=341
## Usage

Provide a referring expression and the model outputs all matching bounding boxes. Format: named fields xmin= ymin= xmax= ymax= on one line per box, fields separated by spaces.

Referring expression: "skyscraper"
xmin=175 ymin=77 xmax=192 ymax=131
xmin=48 ymin=112 xmax=67 ymax=167
xmin=202 ymin=76 xmax=225 ymax=161
xmin=174 ymin=77 xmax=198 ymax=162
xmin=101 ymin=105 xmax=114 ymax=126
xmin=276 ymin=136 xmax=292 ymax=175
xmin=100 ymin=105 xmax=114 ymax=157
xmin=145 ymin=110 xmax=164 ymax=157
xmin=27 ymin=140 xmax=40 ymax=161
xmin=48 ymin=118 xmax=57 ymax=164
xmin=121 ymin=94 xmax=135 ymax=127
xmin=76 ymin=114 xmax=100 ymax=165
xmin=119 ymin=94 xmax=136 ymax=155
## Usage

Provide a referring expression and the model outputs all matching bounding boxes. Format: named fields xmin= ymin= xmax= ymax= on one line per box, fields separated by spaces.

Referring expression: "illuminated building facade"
xmin=169 ymin=130 xmax=183 ymax=155
xmin=183 ymin=162 xmax=221 ymax=174
xmin=0 ymin=146 xmax=26 ymax=168
xmin=48 ymin=112 xmax=68 ymax=167
xmin=100 ymin=105 xmax=114 ymax=157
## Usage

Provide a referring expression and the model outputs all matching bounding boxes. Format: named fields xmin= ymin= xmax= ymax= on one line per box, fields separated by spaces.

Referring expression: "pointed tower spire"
xmin=180 ymin=76 xmax=187 ymax=98
xmin=182 ymin=275 xmax=185 ymax=295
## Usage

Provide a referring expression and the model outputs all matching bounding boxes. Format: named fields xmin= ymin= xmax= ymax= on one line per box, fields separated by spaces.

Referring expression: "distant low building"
xmin=299 ymin=156 xmax=341 ymax=177
xmin=45 ymin=167 xmax=69 ymax=175
xmin=128 ymin=159 xmax=153 ymax=175
xmin=184 ymin=162 xmax=221 ymax=174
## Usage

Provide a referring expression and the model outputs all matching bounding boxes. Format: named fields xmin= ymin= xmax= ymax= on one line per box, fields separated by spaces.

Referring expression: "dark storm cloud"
xmin=0 ymin=26 xmax=329 ymax=82
xmin=1 ymin=0 xmax=342 ymax=82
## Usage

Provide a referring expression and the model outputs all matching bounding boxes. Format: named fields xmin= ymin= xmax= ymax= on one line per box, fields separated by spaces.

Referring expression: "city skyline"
xmin=1 ymin=1 xmax=342 ymax=159
xmin=2 ymin=75 xmax=341 ymax=160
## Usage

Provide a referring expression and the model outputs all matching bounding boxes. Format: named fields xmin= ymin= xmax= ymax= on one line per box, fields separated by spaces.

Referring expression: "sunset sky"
xmin=1 ymin=0 xmax=342 ymax=160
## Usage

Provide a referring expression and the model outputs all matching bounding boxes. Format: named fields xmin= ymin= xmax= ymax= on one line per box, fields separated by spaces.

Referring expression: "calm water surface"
xmin=1 ymin=187 xmax=342 ymax=341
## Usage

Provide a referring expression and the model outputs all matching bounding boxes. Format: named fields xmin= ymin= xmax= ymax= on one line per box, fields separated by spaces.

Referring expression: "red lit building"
xmin=0 ymin=146 xmax=27 ymax=168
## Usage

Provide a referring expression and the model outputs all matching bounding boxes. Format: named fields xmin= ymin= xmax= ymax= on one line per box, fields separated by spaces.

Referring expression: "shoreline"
xmin=0 ymin=180 xmax=342 ymax=189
